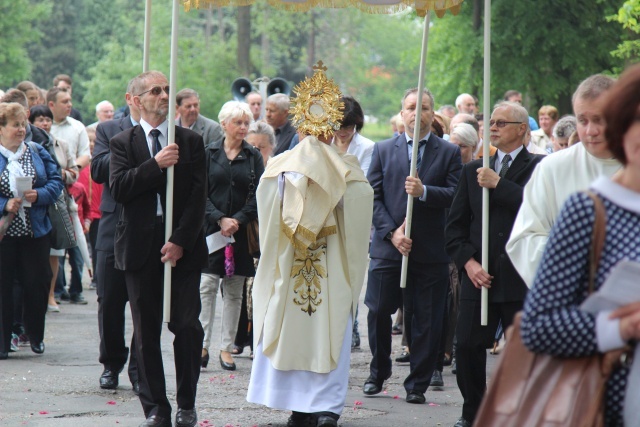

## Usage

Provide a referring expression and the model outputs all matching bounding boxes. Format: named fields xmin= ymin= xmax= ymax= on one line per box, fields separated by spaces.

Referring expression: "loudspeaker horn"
xmin=266 ymin=78 xmax=290 ymax=96
xmin=231 ymin=78 xmax=254 ymax=101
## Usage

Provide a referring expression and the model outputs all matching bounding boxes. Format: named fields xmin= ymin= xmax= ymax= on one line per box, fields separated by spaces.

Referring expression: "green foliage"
xmin=609 ymin=0 xmax=640 ymax=63
xmin=81 ymin=0 xmax=239 ymax=120
xmin=0 ymin=0 xmax=52 ymax=87
xmin=15 ymin=0 xmax=631 ymax=124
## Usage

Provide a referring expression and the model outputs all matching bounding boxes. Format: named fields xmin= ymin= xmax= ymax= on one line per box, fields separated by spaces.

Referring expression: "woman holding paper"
xmin=199 ymin=101 xmax=264 ymax=371
xmin=0 ymin=103 xmax=63 ymax=359
xmin=520 ymin=65 xmax=640 ymax=425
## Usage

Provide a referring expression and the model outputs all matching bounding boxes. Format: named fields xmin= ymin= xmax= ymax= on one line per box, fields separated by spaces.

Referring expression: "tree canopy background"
xmin=1 ymin=0 xmax=638 ymax=127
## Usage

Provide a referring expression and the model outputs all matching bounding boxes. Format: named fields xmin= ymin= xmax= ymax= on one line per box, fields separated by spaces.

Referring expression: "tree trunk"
xmin=307 ymin=11 xmax=316 ymax=76
xmin=473 ymin=0 xmax=482 ymax=33
xmin=218 ymin=8 xmax=225 ymax=44
xmin=237 ymin=6 xmax=251 ymax=76
xmin=261 ymin=7 xmax=270 ymax=73
xmin=205 ymin=8 xmax=213 ymax=48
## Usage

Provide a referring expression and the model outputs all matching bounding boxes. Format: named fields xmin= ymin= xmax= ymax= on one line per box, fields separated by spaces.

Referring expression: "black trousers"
xmin=365 ymin=258 xmax=448 ymax=393
xmin=89 ymin=219 xmax=100 ymax=280
xmin=455 ymin=299 xmax=522 ymax=422
xmin=124 ymin=223 xmax=204 ymax=419
xmin=96 ymin=249 xmax=137 ymax=382
xmin=0 ymin=235 xmax=51 ymax=353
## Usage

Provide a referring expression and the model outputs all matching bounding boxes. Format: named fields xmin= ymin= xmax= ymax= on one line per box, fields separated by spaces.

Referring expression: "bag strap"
xmin=246 ymin=148 xmax=257 ymax=204
xmin=583 ymin=191 xmax=606 ymax=295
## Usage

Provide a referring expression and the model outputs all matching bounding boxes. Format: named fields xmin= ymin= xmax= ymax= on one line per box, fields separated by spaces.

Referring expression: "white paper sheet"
xmin=581 ymin=261 xmax=640 ymax=314
xmin=206 ymin=231 xmax=234 ymax=254
xmin=15 ymin=176 xmax=33 ymax=207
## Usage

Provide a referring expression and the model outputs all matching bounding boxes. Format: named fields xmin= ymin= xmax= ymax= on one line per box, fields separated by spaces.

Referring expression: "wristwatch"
xmin=385 ymin=229 xmax=396 ymax=240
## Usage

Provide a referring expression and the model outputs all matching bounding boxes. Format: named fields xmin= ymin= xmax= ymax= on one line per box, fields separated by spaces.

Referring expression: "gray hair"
xmin=218 ymin=100 xmax=253 ymax=124
xmin=248 ymin=121 xmax=276 ymax=147
xmin=176 ymin=88 xmax=199 ymax=106
xmin=401 ymin=87 xmax=435 ymax=110
xmin=572 ymin=74 xmax=615 ymax=104
xmin=455 ymin=93 xmax=473 ymax=108
xmin=552 ymin=115 xmax=577 ymax=139
xmin=95 ymin=100 xmax=113 ymax=112
xmin=267 ymin=93 xmax=290 ymax=112
xmin=450 ymin=123 xmax=479 ymax=149
xmin=493 ymin=101 xmax=529 ymax=131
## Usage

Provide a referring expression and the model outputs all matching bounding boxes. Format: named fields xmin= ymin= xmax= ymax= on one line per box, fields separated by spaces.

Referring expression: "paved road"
xmin=0 ymin=272 xmax=498 ymax=427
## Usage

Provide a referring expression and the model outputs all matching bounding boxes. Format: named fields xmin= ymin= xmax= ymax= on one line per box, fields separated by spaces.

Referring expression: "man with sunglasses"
xmin=445 ymin=101 xmax=545 ymax=427
xmin=109 ymin=71 xmax=207 ymax=427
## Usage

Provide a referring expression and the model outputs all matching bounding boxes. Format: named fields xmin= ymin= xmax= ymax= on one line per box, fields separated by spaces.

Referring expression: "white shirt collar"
xmin=404 ymin=132 xmax=432 ymax=144
xmin=496 ymin=144 xmax=525 ymax=166
xmin=140 ymin=118 xmax=168 ymax=138
xmin=591 ymin=176 xmax=640 ymax=215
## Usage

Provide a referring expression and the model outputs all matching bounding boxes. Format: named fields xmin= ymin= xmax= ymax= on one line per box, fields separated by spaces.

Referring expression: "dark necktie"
xmin=150 ymin=129 xmax=162 ymax=155
xmin=499 ymin=154 xmax=512 ymax=178
xmin=409 ymin=139 xmax=427 ymax=169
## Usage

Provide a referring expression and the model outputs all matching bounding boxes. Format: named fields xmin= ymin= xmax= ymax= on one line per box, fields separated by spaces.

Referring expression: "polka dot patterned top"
xmin=521 ymin=177 xmax=640 ymax=426
xmin=0 ymin=148 xmax=36 ymax=237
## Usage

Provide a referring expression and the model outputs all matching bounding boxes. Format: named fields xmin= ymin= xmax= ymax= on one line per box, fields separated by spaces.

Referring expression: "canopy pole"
xmin=163 ymin=0 xmax=180 ymax=323
xmin=143 ymin=0 xmax=152 ymax=72
xmin=400 ymin=10 xmax=431 ymax=289
xmin=480 ymin=0 xmax=492 ymax=326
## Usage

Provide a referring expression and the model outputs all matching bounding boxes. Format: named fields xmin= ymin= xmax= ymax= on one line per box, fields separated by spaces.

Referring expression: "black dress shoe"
xmin=430 ymin=370 xmax=444 ymax=389
xmin=453 ymin=417 xmax=472 ymax=427
xmin=176 ymin=408 xmax=197 ymax=427
xmin=219 ymin=353 xmax=236 ymax=371
xmin=316 ymin=415 xmax=338 ymax=427
xmin=30 ymin=341 xmax=45 ymax=354
xmin=406 ymin=390 xmax=426 ymax=404
xmin=100 ymin=367 xmax=123 ymax=389
xmin=391 ymin=324 xmax=402 ymax=335
xmin=287 ymin=411 xmax=316 ymax=427
xmin=201 ymin=350 xmax=210 ymax=368
xmin=132 ymin=381 xmax=140 ymax=395
xmin=363 ymin=375 xmax=386 ymax=395
xmin=395 ymin=350 xmax=410 ymax=363
xmin=138 ymin=415 xmax=171 ymax=427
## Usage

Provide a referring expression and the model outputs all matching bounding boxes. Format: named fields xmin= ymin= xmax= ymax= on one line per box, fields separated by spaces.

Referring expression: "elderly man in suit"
xmin=265 ymin=93 xmax=296 ymax=156
xmin=445 ymin=102 xmax=545 ymax=427
xmin=364 ymin=88 xmax=462 ymax=405
xmin=176 ymin=88 xmax=223 ymax=148
xmin=109 ymin=71 xmax=207 ymax=427
xmin=91 ymin=78 xmax=140 ymax=393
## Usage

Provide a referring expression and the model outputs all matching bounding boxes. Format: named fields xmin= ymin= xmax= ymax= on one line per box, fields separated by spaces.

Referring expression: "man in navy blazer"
xmin=364 ymin=88 xmax=462 ymax=405
xmin=91 ymin=79 xmax=139 ymax=393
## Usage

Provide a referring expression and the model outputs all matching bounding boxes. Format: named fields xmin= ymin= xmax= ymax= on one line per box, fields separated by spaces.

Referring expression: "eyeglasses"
xmin=136 ymin=86 xmax=170 ymax=97
xmin=489 ymin=120 xmax=523 ymax=128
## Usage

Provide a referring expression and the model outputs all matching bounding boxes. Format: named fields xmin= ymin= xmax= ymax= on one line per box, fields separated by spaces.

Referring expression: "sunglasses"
xmin=489 ymin=120 xmax=523 ymax=128
xmin=137 ymin=85 xmax=170 ymax=97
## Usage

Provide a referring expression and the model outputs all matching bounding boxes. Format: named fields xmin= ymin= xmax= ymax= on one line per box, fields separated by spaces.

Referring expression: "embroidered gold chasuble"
xmin=252 ymin=136 xmax=373 ymax=373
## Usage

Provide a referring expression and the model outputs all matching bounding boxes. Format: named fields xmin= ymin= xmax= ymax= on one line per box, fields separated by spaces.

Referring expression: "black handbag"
xmin=48 ymin=189 xmax=77 ymax=250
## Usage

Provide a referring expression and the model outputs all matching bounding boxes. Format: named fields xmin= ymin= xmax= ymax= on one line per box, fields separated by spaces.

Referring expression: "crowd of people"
xmin=1 ymin=61 xmax=639 ymax=427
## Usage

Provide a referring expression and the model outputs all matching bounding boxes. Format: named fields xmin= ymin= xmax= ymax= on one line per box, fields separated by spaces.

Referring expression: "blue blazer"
xmin=367 ymin=133 xmax=462 ymax=264
xmin=0 ymin=143 xmax=63 ymax=238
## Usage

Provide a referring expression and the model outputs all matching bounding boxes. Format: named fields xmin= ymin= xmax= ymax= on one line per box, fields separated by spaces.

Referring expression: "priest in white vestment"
xmin=247 ymin=63 xmax=373 ymax=427
xmin=506 ymin=74 xmax=621 ymax=287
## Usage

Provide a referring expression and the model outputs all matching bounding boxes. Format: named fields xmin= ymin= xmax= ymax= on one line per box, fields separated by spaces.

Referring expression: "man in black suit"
xmin=445 ymin=102 xmax=545 ymax=427
xmin=265 ymin=93 xmax=296 ymax=156
xmin=109 ymin=71 xmax=207 ymax=427
xmin=364 ymin=88 xmax=462 ymax=404
xmin=91 ymin=79 xmax=140 ymax=393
